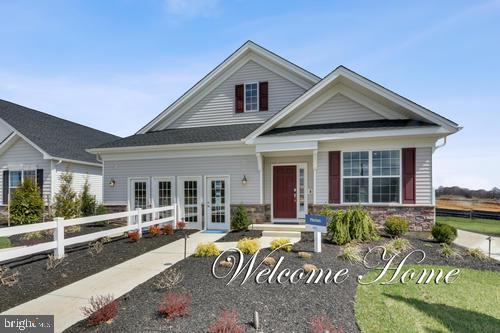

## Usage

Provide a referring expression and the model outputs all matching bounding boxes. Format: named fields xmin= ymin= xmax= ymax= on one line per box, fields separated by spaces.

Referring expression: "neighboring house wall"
xmin=0 ymin=137 xmax=51 ymax=204
xmin=168 ymin=60 xmax=306 ymax=129
xmin=294 ymin=93 xmax=384 ymax=126
xmin=103 ymin=155 xmax=260 ymax=205
xmin=54 ymin=162 xmax=103 ymax=203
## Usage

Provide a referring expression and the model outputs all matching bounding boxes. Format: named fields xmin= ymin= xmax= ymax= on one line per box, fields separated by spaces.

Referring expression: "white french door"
xmin=205 ymin=176 xmax=230 ymax=230
xmin=152 ymin=177 xmax=175 ymax=220
xmin=129 ymin=178 xmax=150 ymax=224
xmin=177 ymin=176 xmax=202 ymax=229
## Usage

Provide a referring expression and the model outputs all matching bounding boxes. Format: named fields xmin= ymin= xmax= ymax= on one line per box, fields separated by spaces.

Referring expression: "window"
xmin=342 ymin=150 xmax=401 ymax=204
xmin=157 ymin=180 xmax=172 ymax=218
xmin=23 ymin=170 xmax=36 ymax=183
xmin=8 ymin=170 xmax=36 ymax=199
xmin=183 ymin=180 xmax=198 ymax=223
xmin=244 ymin=83 xmax=258 ymax=111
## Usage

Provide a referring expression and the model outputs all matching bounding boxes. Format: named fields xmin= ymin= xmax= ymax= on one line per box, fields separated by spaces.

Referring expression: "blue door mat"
xmin=201 ymin=230 xmax=227 ymax=234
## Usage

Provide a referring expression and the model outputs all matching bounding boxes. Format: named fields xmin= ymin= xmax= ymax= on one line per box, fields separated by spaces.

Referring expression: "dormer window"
xmin=244 ymin=83 xmax=258 ymax=112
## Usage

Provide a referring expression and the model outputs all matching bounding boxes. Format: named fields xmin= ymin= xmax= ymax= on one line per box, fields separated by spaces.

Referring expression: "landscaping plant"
xmin=270 ymin=238 xmax=292 ymax=252
xmin=231 ymin=205 xmax=251 ymax=231
xmin=81 ymin=294 xmax=119 ymax=326
xmin=9 ymin=179 xmax=44 ymax=225
xmin=194 ymin=242 xmax=221 ymax=257
xmin=153 ymin=268 xmax=184 ymax=290
xmin=431 ymin=223 xmax=457 ymax=244
xmin=88 ymin=240 xmax=104 ymax=257
xmin=384 ymin=215 xmax=409 ymax=237
xmin=310 ymin=314 xmax=344 ymax=333
xmin=54 ymin=169 xmax=80 ymax=220
xmin=158 ymin=292 xmax=192 ymax=320
xmin=440 ymin=243 xmax=462 ymax=259
xmin=0 ymin=237 xmax=11 ymax=249
xmin=46 ymin=254 xmax=65 ymax=271
xmin=127 ymin=230 xmax=141 ymax=242
xmin=321 ymin=206 xmax=378 ymax=245
xmin=466 ymin=247 xmax=488 ymax=261
xmin=237 ymin=237 xmax=260 ymax=254
xmin=385 ymin=238 xmax=411 ymax=255
xmin=149 ymin=224 xmax=161 ymax=236
xmin=176 ymin=221 xmax=186 ymax=230
xmin=79 ymin=178 xmax=97 ymax=217
xmin=208 ymin=309 xmax=245 ymax=333
xmin=164 ymin=224 xmax=174 ymax=235
xmin=0 ymin=266 xmax=19 ymax=287
xmin=338 ymin=244 xmax=362 ymax=264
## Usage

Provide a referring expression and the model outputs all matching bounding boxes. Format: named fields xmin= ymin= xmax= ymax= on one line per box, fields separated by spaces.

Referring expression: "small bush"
xmin=237 ymin=237 xmax=260 ymax=255
xmin=338 ymin=245 xmax=362 ymax=264
xmin=208 ymin=309 xmax=245 ymax=333
xmin=95 ymin=204 xmax=107 ymax=215
xmin=88 ymin=240 xmax=104 ymax=257
xmin=46 ymin=254 xmax=65 ymax=271
xmin=79 ymin=178 xmax=97 ymax=217
xmin=81 ymin=294 xmax=119 ymax=326
xmin=440 ymin=243 xmax=462 ymax=259
xmin=467 ymin=248 xmax=488 ymax=261
xmin=164 ymin=224 xmax=174 ymax=236
xmin=431 ymin=223 xmax=457 ymax=244
xmin=231 ymin=205 xmax=251 ymax=231
xmin=194 ymin=242 xmax=221 ymax=257
xmin=158 ymin=292 xmax=192 ymax=320
xmin=303 ymin=264 xmax=318 ymax=273
xmin=385 ymin=238 xmax=411 ymax=255
xmin=0 ymin=237 xmax=11 ymax=249
xmin=321 ymin=206 xmax=378 ymax=245
xmin=54 ymin=169 xmax=80 ymax=219
xmin=149 ymin=224 xmax=161 ymax=236
xmin=270 ymin=238 xmax=292 ymax=252
xmin=9 ymin=179 xmax=44 ymax=225
xmin=310 ymin=314 xmax=344 ymax=333
xmin=153 ymin=268 xmax=184 ymax=290
xmin=384 ymin=216 xmax=409 ymax=237
xmin=176 ymin=221 xmax=186 ymax=230
xmin=128 ymin=230 xmax=141 ymax=242
xmin=263 ymin=257 xmax=276 ymax=267
xmin=0 ymin=266 xmax=20 ymax=287
xmin=298 ymin=251 xmax=312 ymax=259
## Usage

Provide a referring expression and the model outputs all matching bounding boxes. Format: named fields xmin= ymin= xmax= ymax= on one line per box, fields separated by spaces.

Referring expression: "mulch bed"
xmin=66 ymin=232 xmax=500 ymax=333
xmin=216 ymin=229 xmax=262 ymax=242
xmin=0 ymin=229 xmax=196 ymax=312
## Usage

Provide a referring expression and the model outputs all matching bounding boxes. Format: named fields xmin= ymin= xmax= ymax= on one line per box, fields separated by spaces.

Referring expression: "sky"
xmin=0 ymin=0 xmax=499 ymax=190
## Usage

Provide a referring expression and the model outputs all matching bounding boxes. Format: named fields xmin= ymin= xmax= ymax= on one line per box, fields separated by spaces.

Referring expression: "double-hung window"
xmin=244 ymin=83 xmax=258 ymax=112
xmin=8 ymin=169 xmax=36 ymax=198
xmin=342 ymin=150 xmax=401 ymax=204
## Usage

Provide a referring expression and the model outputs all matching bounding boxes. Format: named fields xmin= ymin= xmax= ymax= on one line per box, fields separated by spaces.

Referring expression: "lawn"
xmin=437 ymin=216 xmax=500 ymax=236
xmin=355 ymin=265 xmax=500 ymax=333
xmin=0 ymin=237 xmax=11 ymax=249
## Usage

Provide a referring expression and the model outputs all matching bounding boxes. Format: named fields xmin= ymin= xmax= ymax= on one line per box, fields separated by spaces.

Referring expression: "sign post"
xmin=305 ymin=214 xmax=327 ymax=253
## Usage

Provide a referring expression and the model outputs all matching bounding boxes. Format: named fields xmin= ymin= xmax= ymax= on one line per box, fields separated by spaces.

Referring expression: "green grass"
xmin=437 ymin=216 xmax=500 ymax=236
xmin=355 ymin=265 xmax=500 ymax=333
xmin=0 ymin=237 xmax=10 ymax=249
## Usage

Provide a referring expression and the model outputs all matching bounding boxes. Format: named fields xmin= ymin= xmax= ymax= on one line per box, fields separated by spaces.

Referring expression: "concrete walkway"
xmin=454 ymin=229 xmax=500 ymax=261
xmin=1 ymin=231 xmax=225 ymax=333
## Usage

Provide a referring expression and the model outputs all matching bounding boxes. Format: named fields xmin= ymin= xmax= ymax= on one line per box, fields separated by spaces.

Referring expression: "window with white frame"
xmin=342 ymin=150 xmax=401 ymax=204
xmin=9 ymin=170 xmax=37 ymax=198
xmin=244 ymin=83 xmax=258 ymax=111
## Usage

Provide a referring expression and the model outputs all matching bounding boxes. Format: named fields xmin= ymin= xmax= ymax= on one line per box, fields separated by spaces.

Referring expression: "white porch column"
xmin=256 ymin=153 xmax=264 ymax=204
xmin=312 ymin=149 xmax=318 ymax=205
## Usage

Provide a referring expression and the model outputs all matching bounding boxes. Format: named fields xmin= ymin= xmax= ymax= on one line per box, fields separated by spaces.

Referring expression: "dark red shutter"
xmin=2 ymin=170 xmax=8 ymax=205
xmin=36 ymin=169 xmax=43 ymax=198
xmin=259 ymin=81 xmax=268 ymax=111
xmin=329 ymin=151 xmax=341 ymax=203
xmin=235 ymin=84 xmax=244 ymax=113
xmin=402 ymin=148 xmax=416 ymax=204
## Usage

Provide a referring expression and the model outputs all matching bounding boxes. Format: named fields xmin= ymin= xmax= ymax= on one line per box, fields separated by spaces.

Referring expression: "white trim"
xmin=270 ymin=163 xmax=308 ymax=222
xmin=256 ymin=153 xmax=264 ymax=204
xmin=88 ymin=141 xmax=246 ymax=155
xmin=137 ymin=41 xmax=319 ymax=134
xmin=128 ymin=177 xmax=151 ymax=211
xmin=177 ymin=176 xmax=203 ymax=230
xmin=256 ymin=141 xmax=317 ymax=153
xmin=0 ymin=132 xmax=18 ymax=155
xmin=243 ymin=82 xmax=259 ymax=112
xmin=205 ymin=175 xmax=231 ymax=230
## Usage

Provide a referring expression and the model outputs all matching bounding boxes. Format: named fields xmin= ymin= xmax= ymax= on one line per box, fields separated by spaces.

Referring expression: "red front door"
xmin=273 ymin=165 xmax=297 ymax=219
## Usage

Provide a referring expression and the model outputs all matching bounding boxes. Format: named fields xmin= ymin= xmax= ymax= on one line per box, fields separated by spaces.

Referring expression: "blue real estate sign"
xmin=305 ymin=214 xmax=327 ymax=233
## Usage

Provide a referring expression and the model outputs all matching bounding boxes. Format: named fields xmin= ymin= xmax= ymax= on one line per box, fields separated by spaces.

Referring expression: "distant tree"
xmin=436 ymin=186 xmax=500 ymax=200
xmin=9 ymin=179 xmax=44 ymax=225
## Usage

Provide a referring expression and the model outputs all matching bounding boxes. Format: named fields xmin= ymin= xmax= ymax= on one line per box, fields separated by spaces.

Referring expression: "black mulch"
xmin=216 ymin=229 xmax=262 ymax=242
xmin=66 ymin=232 xmax=499 ymax=333
xmin=0 ymin=229 xmax=196 ymax=312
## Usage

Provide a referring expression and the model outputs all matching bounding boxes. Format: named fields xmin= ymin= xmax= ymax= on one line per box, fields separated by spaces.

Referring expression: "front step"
xmin=262 ymin=230 xmax=302 ymax=238
xmin=251 ymin=223 xmax=306 ymax=232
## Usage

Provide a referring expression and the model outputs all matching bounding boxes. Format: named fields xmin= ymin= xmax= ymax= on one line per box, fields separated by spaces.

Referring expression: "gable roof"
xmin=94 ymin=123 xmax=260 ymax=150
xmin=245 ymin=66 xmax=461 ymax=141
xmin=136 ymin=41 xmax=320 ymax=134
xmin=0 ymin=99 xmax=120 ymax=164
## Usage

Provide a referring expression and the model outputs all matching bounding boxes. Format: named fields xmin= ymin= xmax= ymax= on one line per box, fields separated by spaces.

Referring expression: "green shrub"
xmin=79 ymin=178 xmax=97 ymax=217
xmin=440 ymin=243 xmax=462 ymax=259
xmin=431 ymin=223 xmax=457 ymax=244
xmin=270 ymin=238 xmax=292 ymax=252
xmin=95 ymin=204 xmax=107 ymax=215
xmin=9 ymin=179 xmax=44 ymax=225
xmin=0 ymin=237 xmax=11 ymax=249
xmin=194 ymin=243 xmax=220 ymax=257
xmin=384 ymin=216 xmax=409 ymax=237
xmin=466 ymin=248 xmax=488 ymax=261
xmin=231 ymin=205 xmax=251 ymax=231
xmin=237 ymin=237 xmax=260 ymax=254
xmin=54 ymin=169 xmax=79 ymax=219
xmin=385 ymin=238 xmax=411 ymax=255
xmin=338 ymin=244 xmax=362 ymax=263
xmin=321 ymin=206 xmax=378 ymax=245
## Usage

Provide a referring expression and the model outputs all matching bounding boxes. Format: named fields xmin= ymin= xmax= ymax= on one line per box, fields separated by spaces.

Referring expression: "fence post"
xmin=137 ymin=208 xmax=143 ymax=237
xmin=54 ymin=217 xmax=65 ymax=259
xmin=173 ymin=204 xmax=177 ymax=229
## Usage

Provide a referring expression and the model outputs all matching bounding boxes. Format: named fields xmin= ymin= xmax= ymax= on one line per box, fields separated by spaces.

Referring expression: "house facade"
xmin=89 ymin=41 xmax=460 ymax=231
xmin=0 ymin=100 xmax=120 ymax=207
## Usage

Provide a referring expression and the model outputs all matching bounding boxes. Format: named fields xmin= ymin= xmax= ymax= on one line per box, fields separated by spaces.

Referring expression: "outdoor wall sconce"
xmin=241 ymin=175 xmax=248 ymax=185
xmin=108 ymin=179 xmax=116 ymax=187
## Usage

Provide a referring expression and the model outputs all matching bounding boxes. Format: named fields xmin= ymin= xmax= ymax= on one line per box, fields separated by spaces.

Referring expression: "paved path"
xmin=454 ymin=229 xmax=500 ymax=261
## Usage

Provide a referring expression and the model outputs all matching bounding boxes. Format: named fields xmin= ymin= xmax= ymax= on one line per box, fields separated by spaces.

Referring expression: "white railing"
xmin=0 ymin=205 xmax=177 ymax=263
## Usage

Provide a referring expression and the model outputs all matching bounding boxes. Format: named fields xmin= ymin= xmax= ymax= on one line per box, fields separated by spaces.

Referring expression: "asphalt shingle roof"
xmin=97 ymin=123 xmax=262 ymax=148
xmin=0 ymin=99 xmax=120 ymax=164
xmin=260 ymin=119 xmax=437 ymax=137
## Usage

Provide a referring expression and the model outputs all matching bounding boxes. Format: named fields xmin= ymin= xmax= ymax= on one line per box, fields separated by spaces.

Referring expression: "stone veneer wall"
xmin=311 ymin=205 xmax=435 ymax=231
xmin=230 ymin=204 xmax=270 ymax=224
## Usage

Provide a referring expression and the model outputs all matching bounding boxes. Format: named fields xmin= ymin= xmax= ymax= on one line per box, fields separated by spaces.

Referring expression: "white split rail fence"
xmin=0 ymin=205 xmax=177 ymax=264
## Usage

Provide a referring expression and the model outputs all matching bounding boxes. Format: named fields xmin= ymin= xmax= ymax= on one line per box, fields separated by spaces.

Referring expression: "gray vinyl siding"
xmin=295 ymin=94 xmax=384 ymax=126
xmin=169 ymin=60 xmax=306 ymax=129
xmin=415 ymin=147 xmax=433 ymax=205
xmin=103 ymin=155 xmax=260 ymax=205
xmin=0 ymin=137 xmax=51 ymax=204
xmin=263 ymin=156 xmax=314 ymax=205
xmin=316 ymin=152 xmax=329 ymax=204
xmin=54 ymin=162 xmax=103 ymax=203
